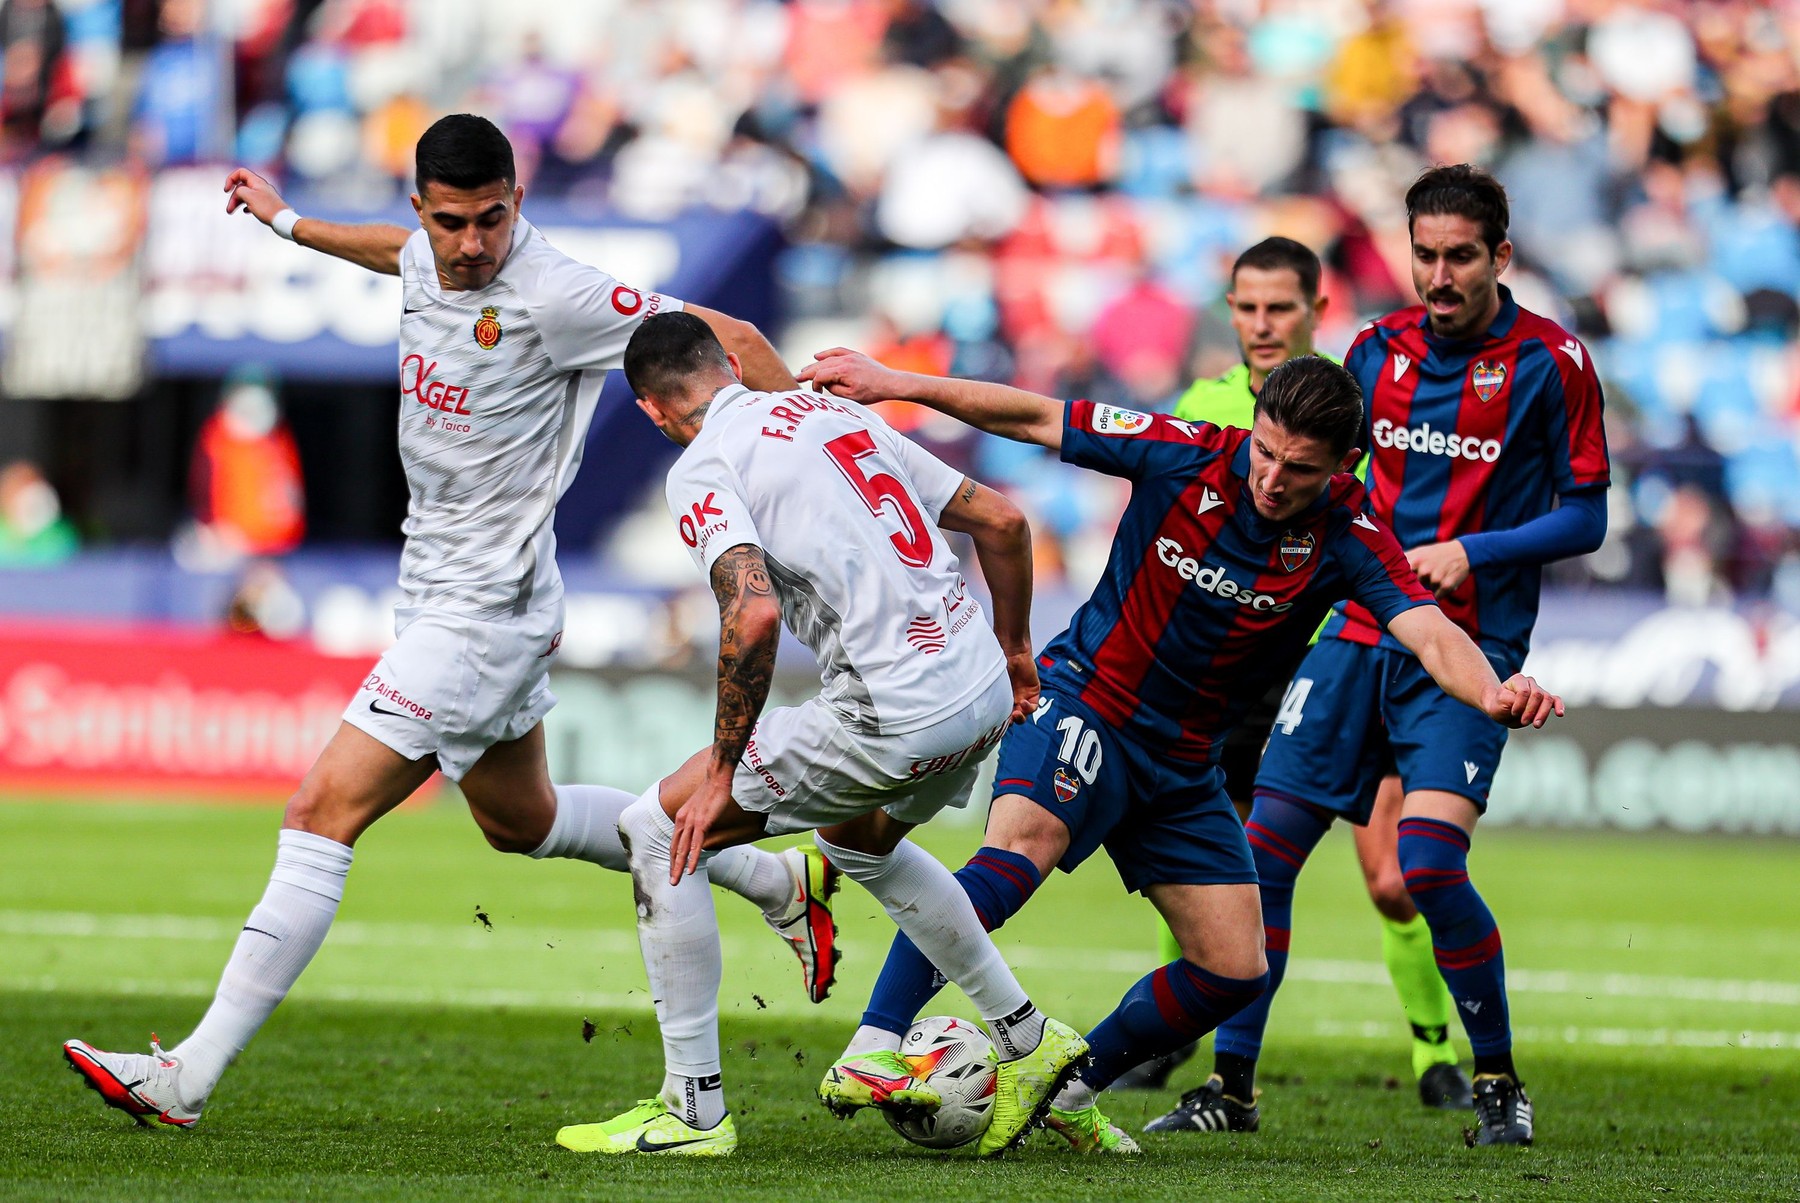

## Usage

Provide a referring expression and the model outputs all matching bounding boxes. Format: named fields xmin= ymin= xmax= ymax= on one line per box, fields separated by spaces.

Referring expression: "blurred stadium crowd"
xmin=2 ymin=0 xmax=1799 ymax=611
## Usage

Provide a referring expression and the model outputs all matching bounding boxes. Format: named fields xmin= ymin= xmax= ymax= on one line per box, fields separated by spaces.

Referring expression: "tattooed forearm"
xmin=958 ymin=477 xmax=977 ymax=504
xmin=709 ymin=544 xmax=779 ymax=771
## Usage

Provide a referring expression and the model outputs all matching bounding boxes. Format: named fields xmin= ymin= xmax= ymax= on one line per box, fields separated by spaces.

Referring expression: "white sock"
xmin=661 ymin=1071 xmax=727 ymax=1129
xmin=1053 ymin=1078 xmax=1098 ymax=1111
xmin=171 ymin=829 xmax=353 ymax=1102
xmin=529 ymin=784 xmax=635 ymax=870
xmin=845 ymin=1024 xmax=903 ymax=1056
xmin=531 ymin=785 xmax=786 ymax=917
xmin=620 ymin=791 xmax=724 ymax=1084
xmin=814 ymin=836 xmax=1032 ymax=1042
xmin=989 ymin=1000 xmax=1047 ymax=1059
xmin=701 ymin=843 xmax=795 ymax=915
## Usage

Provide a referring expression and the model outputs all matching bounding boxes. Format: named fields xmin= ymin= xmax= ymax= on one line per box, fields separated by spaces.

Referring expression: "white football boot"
xmin=63 ymin=1038 xmax=204 ymax=1127
xmin=761 ymin=843 xmax=841 ymax=1004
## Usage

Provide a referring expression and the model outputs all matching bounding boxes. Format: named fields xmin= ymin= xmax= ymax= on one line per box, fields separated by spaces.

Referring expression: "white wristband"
xmin=271 ymin=208 xmax=301 ymax=241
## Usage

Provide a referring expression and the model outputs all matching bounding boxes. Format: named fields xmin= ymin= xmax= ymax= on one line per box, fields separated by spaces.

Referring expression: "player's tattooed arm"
xmin=664 ymin=544 xmax=781 ymax=879
xmin=670 ymin=542 xmax=783 ymax=881
xmin=708 ymin=543 xmax=782 ymax=772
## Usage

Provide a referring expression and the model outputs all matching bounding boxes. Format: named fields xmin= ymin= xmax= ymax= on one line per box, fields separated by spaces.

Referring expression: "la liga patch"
xmin=1092 ymin=405 xmax=1153 ymax=435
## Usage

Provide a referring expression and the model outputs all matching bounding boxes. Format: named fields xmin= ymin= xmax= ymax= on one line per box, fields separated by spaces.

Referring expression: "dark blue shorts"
xmin=990 ymin=683 xmax=1255 ymax=893
xmin=1254 ymin=638 xmax=1510 ymax=824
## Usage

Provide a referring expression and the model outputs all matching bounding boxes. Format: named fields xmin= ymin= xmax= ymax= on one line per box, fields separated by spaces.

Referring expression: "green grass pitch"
xmin=3 ymin=796 xmax=1796 ymax=1201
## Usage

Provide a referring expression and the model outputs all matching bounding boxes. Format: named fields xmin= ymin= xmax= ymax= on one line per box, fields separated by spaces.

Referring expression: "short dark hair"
xmin=1253 ymin=356 xmax=1364 ymax=457
xmin=1406 ymin=164 xmax=1509 ymax=255
xmin=624 ymin=312 xmax=733 ymax=400
xmin=1232 ymin=237 xmax=1321 ymax=298
xmin=415 ymin=114 xmax=515 ymax=196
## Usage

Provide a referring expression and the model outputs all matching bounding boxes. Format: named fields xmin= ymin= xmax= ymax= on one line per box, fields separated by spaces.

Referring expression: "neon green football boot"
xmin=817 ymin=1049 xmax=942 ymax=1118
xmin=555 ymin=1097 xmax=737 ymax=1155
xmin=1046 ymin=1102 xmax=1142 ymax=1153
xmin=977 ymin=1017 xmax=1090 ymax=1157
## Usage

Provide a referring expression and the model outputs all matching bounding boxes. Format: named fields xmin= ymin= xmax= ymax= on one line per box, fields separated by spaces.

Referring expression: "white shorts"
xmin=733 ymin=670 xmax=1013 ymax=836
xmin=342 ymin=603 xmax=563 ymax=781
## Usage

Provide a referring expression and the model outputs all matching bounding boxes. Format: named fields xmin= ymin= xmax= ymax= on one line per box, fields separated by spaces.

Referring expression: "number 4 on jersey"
xmin=1274 ymin=677 xmax=1313 ymax=736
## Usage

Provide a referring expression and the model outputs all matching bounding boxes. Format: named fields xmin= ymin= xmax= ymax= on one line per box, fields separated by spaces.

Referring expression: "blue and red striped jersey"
xmin=1040 ymin=401 xmax=1435 ymax=764
xmin=1326 ymin=286 xmax=1610 ymax=668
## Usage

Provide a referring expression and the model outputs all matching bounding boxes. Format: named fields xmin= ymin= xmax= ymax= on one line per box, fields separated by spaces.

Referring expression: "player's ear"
xmin=1312 ymin=292 xmax=1328 ymax=321
xmin=1492 ymin=238 xmax=1512 ymax=277
xmin=513 ymin=182 xmax=525 ymax=212
xmin=1339 ymin=446 xmax=1362 ymax=474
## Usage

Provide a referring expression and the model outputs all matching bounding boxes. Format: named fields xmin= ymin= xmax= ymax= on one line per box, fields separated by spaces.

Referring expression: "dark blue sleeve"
xmin=1060 ymin=399 xmax=1222 ymax=482
xmin=1460 ymin=488 xmax=1607 ymax=570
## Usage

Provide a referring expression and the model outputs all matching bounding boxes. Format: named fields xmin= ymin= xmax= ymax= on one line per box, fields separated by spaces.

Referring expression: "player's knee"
xmin=281 ymin=785 xmax=358 ymax=845
xmin=981 ymin=800 xmax=1067 ymax=877
xmin=476 ymin=815 xmax=541 ymax=855
xmin=465 ymin=785 xmax=555 ymax=855
xmin=1367 ymin=871 xmax=1414 ymax=921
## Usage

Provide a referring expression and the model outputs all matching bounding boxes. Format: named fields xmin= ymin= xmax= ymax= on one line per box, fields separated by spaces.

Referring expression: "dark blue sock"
xmin=860 ymin=846 xmax=1041 ymax=1036
xmin=1080 ymin=960 xmax=1269 ymax=1090
xmin=1397 ymin=817 xmax=1510 ymax=1057
xmin=1210 ymin=791 xmax=1333 ymax=1064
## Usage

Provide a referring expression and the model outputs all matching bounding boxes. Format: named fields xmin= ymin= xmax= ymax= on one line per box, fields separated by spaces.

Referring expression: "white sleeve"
xmin=526 ymin=254 xmax=684 ymax=374
xmin=877 ymin=425 xmax=967 ymax=519
xmin=667 ymin=456 xmax=762 ymax=578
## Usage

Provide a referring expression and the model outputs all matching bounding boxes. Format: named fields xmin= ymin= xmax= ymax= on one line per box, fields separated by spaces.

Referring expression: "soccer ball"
xmin=884 ymin=1016 xmax=999 ymax=1150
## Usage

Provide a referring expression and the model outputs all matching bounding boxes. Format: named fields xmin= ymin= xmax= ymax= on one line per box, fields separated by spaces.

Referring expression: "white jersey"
xmin=666 ymin=384 xmax=1007 ymax=735
xmin=394 ymin=217 xmax=681 ymax=618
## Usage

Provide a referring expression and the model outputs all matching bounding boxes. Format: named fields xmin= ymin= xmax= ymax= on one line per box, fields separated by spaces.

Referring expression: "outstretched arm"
xmin=938 ymin=478 xmax=1038 ymax=724
xmin=686 ymin=304 xmax=797 ymax=392
xmin=1386 ymin=606 xmax=1563 ymax=729
xmin=799 ymin=348 xmax=1064 ymax=450
xmin=668 ymin=542 xmax=783 ymax=881
xmin=225 ymin=168 xmax=410 ymax=276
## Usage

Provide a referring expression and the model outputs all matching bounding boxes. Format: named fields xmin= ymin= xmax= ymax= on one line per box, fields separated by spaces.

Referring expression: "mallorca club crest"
xmin=1278 ymin=531 xmax=1315 ymax=573
xmin=473 ymin=306 xmax=503 ymax=350
xmin=1471 ymin=359 xmax=1506 ymax=403
xmin=1053 ymin=769 xmax=1081 ymax=804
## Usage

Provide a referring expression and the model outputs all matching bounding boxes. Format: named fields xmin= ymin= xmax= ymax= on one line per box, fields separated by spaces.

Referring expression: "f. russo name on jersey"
xmin=1155 ymin=537 xmax=1294 ymax=611
xmin=1371 ymin=418 xmax=1501 ymax=463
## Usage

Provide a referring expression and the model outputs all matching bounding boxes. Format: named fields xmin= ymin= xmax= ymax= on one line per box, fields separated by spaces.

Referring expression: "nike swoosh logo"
xmin=368 ymin=700 xmax=416 ymax=719
xmin=635 ymin=1131 xmax=714 ymax=1152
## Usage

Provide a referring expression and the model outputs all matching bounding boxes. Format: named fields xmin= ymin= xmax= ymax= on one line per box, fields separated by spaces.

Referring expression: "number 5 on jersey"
xmin=824 ymin=431 xmax=933 ymax=568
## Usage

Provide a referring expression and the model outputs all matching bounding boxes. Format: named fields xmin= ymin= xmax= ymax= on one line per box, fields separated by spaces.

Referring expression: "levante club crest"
xmin=473 ymin=306 xmax=503 ymax=350
xmin=1471 ymin=359 xmax=1506 ymax=402
xmin=1053 ymin=769 xmax=1081 ymax=804
xmin=1279 ymin=531 xmax=1315 ymax=573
